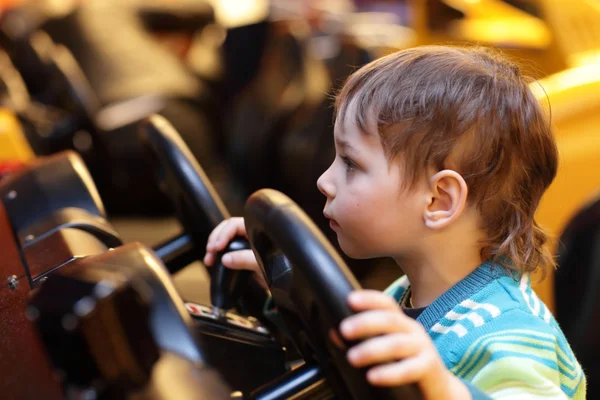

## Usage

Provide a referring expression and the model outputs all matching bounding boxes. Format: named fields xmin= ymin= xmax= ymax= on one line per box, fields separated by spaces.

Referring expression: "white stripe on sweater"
xmin=432 ymin=322 xmax=468 ymax=337
xmin=543 ymin=305 xmax=551 ymax=323
xmin=520 ymin=274 xmax=540 ymax=317
xmin=445 ymin=310 xmax=486 ymax=327
xmin=460 ymin=299 xmax=501 ymax=317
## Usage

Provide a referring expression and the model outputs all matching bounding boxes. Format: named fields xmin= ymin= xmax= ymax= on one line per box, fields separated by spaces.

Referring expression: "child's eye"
xmin=341 ymin=156 xmax=356 ymax=172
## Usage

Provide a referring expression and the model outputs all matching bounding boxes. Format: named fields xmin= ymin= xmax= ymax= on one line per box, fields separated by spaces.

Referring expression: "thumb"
xmin=221 ymin=249 xmax=260 ymax=274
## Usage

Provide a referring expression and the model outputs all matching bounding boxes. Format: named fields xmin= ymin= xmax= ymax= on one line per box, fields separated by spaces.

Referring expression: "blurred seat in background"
xmin=555 ymin=193 xmax=600 ymax=398
xmin=0 ymin=0 xmax=240 ymax=215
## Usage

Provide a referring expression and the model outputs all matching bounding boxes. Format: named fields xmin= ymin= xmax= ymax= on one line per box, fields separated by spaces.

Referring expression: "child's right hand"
xmin=203 ymin=217 xmax=266 ymax=288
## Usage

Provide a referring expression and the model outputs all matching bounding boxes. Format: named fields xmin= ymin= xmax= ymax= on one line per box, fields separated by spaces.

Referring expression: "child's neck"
xmin=394 ymin=241 xmax=484 ymax=309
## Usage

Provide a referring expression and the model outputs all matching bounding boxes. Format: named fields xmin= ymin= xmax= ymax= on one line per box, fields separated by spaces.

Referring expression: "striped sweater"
xmin=385 ymin=262 xmax=587 ymax=399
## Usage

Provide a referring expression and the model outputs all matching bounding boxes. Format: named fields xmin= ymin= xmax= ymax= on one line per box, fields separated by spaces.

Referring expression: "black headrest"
xmin=0 ymin=151 xmax=107 ymax=234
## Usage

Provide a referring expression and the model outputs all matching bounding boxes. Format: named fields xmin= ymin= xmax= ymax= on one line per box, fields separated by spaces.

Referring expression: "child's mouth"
xmin=329 ymin=219 xmax=339 ymax=230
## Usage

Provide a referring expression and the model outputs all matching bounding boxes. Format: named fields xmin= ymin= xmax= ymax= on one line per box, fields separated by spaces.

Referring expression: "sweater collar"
xmin=414 ymin=261 xmax=509 ymax=331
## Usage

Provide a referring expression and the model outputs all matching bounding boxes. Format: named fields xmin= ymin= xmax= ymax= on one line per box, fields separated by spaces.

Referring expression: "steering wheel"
xmin=28 ymin=243 xmax=232 ymax=399
xmin=244 ymin=189 xmax=423 ymax=400
xmin=139 ymin=114 xmax=252 ymax=311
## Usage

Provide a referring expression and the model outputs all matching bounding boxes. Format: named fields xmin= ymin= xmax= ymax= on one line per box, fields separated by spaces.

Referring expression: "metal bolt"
xmin=38 ymin=276 xmax=48 ymax=286
xmin=7 ymin=275 xmax=18 ymax=290
xmin=24 ymin=234 xmax=35 ymax=242
xmin=6 ymin=190 xmax=16 ymax=200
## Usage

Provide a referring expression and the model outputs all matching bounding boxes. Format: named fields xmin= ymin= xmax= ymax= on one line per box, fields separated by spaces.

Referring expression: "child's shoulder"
xmin=438 ymin=272 xmax=560 ymax=339
xmin=492 ymin=272 xmax=570 ymax=339
xmin=435 ymin=272 xmax=578 ymax=372
xmin=386 ymin=267 xmax=585 ymax=397
xmin=429 ymin=275 xmax=557 ymax=342
xmin=439 ymin=277 xmax=585 ymax=398
xmin=385 ymin=268 xmax=562 ymax=339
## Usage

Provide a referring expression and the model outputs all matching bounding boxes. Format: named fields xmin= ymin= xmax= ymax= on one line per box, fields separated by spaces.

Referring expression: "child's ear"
xmin=424 ymin=170 xmax=468 ymax=229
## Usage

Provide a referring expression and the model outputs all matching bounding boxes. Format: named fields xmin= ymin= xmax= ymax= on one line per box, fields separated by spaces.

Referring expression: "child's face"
xmin=317 ymin=107 xmax=428 ymax=259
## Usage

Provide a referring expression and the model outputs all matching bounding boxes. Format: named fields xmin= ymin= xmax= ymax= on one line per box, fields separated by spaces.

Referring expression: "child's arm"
xmin=341 ymin=291 xmax=585 ymax=400
xmin=340 ymin=290 xmax=473 ymax=400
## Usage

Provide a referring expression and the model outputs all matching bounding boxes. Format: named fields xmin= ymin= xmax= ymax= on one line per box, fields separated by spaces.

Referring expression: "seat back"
xmin=555 ymin=193 xmax=600 ymax=397
xmin=0 ymin=150 xmax=106 ymax=232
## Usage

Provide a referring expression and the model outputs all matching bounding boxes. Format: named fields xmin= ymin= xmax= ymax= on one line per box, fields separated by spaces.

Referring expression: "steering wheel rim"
xmin=244 ymin=189 xmax=423 ymax=400
xmin=139 ymin=113 xmax=229 ymax=234
xmin=139 ymin=114 xmax=259 ymax=312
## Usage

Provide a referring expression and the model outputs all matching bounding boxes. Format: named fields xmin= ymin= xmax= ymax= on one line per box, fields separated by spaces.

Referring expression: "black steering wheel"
xmin=139 ymin=114 xmax=254 ymax=311
xmin=244 ymin=189 xmax=423 ymax=400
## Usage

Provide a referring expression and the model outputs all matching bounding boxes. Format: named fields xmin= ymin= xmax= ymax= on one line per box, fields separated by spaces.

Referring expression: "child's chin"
xmin=338 ymin=241 xmax=373 ymax=260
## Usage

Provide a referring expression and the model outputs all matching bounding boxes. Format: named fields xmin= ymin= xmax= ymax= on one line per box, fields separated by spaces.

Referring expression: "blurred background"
xmin=0 ymin=0 xmax=598 ymax=392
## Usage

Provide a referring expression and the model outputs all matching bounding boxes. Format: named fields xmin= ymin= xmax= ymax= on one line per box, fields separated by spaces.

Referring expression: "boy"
xmin=204 ymin=46 xmax=586 ymax=399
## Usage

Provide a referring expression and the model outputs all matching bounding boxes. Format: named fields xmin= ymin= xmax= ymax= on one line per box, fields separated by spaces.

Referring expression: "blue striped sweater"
xmin=385 ymin=262 xmax=587 ymax=399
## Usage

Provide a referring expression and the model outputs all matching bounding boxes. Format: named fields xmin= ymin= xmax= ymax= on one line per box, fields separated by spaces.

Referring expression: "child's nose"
xmin=317 ymin=166 xmax=335 ymax=198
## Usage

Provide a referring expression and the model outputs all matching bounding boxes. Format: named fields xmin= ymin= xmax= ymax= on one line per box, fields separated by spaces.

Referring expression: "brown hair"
xmin=335 ymin=45 xmax=558 ymax=277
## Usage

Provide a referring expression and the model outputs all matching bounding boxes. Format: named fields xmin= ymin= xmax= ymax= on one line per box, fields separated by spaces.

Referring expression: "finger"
xmin=206 ymin=220 xmax=230 ymax=251
xmin=347 ymin=290 xmax=399 ymax=312
xmin=221 ymin=249 xmax=259 ymax=273
xmin=346 ymin=333 xmax=422 ymax=368
xmin=366 ymin=354 xmax=432 ymax=387
xmin=205 ymin=220 xmax=233 ymax=265
xmin=203 ymin=251 xmax=215 ymax=266
xmin=340 ymin=310 xmax=418 ymax=340
xmin=214 ymin=217 xmax=246 ymax=249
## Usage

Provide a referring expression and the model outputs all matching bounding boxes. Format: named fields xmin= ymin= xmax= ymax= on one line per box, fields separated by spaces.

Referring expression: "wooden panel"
xmin=0 ymin=203 xmax=62 ymax=399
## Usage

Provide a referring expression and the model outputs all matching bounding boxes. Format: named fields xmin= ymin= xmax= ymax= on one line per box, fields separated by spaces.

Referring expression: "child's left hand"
xmin=340 ymin=290 xmax=471 ymax=400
